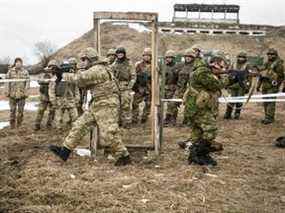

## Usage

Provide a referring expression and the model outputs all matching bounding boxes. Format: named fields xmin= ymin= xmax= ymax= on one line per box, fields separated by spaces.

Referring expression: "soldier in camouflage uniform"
xmin=161 ymin=50 xmax=180 ymax=126
xmin=49 ymin=47 xmax=131 ymax=166
xmin=183 ymin=51 xmax=230 ymax=166
xmin=34 ymin=60 xmax=56 ymax=130
xmin=174 ymin=48 xmax=195 ymax=125
xmin=106 ymin=48 xmax=117 ymax=65
xmin=258 ymin=48 xmax=284 ymax=124
xmin=224 ymin=52 xmax=252 ymax=120
xmin=54 ymin=58 xmax=80 ymax=128
xmin=111 ymin=47 xmax=135 ymax=128
xmin=132 ymin=48 xmax=152 ymax=124
xmin=5 ymin=58 xmax=30 ymax=128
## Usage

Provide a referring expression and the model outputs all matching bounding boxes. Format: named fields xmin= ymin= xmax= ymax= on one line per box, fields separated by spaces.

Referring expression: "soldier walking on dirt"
xmin=5 ymin=58 xmax=30 ymax=128
xmin=132 ymin=48 xmax=152 ymax=124
xmin=49 ymin=47 xmax=131 ymax=166
xmin=111 ymin=47 xmax=135 ymax=128
xmin=34 ymin=60 xmax=56 ymax=131
xmin=257 ymin=48 xmax=284 ymax=124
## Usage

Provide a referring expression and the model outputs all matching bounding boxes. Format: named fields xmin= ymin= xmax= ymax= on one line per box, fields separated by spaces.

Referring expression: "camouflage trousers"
xmin=9 ymin=97 xmax=26 ymax=128
xmin=55 ymin=99 xmax=78 ymax=128
xmin=63 ymin=97 xmax=129 ymax=159
xmin=164 ymin=87 xmax=178 ymax=124
xmin=225 ymin=88 xmax=245 ymax=117
xmin=35 ymin=100 xmax=55 ymax=127
xmin=119 ymin=89 xmax=132 ymax=127
xmin=263 ymin=97 xmax=276 ymax=121
xmin=77 ymin=88 xmax=87 ymax=116
xmin=189 ymin=110 xmax=218 ymax=144
xmin=55 ymin=108 xmax=78 ymax=128
xmin=262 ymin=89 xmax=278 ymax=121
xmin=132 ymin=90 xmax=151 ymax=123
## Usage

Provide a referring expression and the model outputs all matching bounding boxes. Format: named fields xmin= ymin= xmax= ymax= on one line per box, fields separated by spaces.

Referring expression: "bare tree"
xmin=34 ymin=40 xmax=57 ymax=67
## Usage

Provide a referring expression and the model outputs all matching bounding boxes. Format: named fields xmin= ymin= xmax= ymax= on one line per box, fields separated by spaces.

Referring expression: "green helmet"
xmin=165 ymin=50 xmax=176 ymax=58
xmin=267 ymin=48 xmax=278 ymax=56
xmin=237 ymin=51 xmax=247 ymax=58
xmin=80 ymin=47 xmax=99 ymax=61
xmin=68 ymin=57 xmax=78 ymax=65
xmin=184 ymin=48 xmax=196 ymax=57
xmin=47 ymin=59 xmax=59 ymax=68
xmin=143 ymin=47 xmax=152 ymax=56
xmin=210 ymin=51 xmax=228 ymax=64
xmin=107 ymin=48 xmax=116 ymax=56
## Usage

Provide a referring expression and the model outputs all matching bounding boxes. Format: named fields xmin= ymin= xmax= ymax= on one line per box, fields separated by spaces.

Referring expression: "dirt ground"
xmin=0 ymin=101 xmax=285 ymax=213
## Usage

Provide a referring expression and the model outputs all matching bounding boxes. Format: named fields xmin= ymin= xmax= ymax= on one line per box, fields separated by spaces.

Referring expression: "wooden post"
xmin=150 ymin=18 xmax=160 ymax=156
xmin=94 ymin=18 xmax=101 ymax=56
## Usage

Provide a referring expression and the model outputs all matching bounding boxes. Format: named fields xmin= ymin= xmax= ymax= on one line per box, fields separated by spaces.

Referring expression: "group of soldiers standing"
xmin=4 ymin=44 xmax=285 ymax=167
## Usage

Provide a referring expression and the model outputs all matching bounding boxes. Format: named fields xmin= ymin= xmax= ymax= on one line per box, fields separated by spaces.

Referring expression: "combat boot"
xmin=10 ymin=120 xmax=16 ymax=129
xmin=224 ymin=106 xmax=232 ymax=119
xmin=233 ymin=112 xmax=241 ymax=120
xmin=48 ymin=145 xmax=71 ymax=161
xmin=141 ymin=117 xmax=148 ymax=124
xmin=261 ymin=119 xmax=273 ymax=125
xmin=274 ymin=137 xmax=285 ymax=148
xmin=114 ymin=155 xmax=132 ymax=166
xmin=17 ymin=116 xmax=23 ymax=127
xmin=177 ymin=139 xmax=193 ymax=150
xmin=188 ymin=142 xmax=217 ymax=166
xmin=208 ymin=141 xmax=223 ymax=153
xmin=34 ymin=123 xmax=41 ymax=131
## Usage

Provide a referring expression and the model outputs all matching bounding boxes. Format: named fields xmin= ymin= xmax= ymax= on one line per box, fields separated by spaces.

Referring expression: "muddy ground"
xmin=0 ymin=102 xmax=285 ymax=213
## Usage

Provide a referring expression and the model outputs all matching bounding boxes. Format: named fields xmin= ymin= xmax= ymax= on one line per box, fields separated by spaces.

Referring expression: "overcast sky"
xmin=0 ymin=0 xmax=285 ymax=64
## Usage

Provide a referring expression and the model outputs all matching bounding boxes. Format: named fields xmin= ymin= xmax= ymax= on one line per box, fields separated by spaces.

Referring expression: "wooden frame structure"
xmin=91 ymin=11 xmax=161 ymax=157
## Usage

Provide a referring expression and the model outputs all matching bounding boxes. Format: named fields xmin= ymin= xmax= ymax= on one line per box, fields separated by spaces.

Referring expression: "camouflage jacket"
xmin=111 ymin=58 xmax=135 ymax=90
xmin=175 ymin=61 xmax=194 ymax=98
xmin=63 ymin=61 xmax=119 ymax=106
xmin=260 ymin=58 xmax=284 ymax=92
xmin=132 ymin=60 xmax=151 ymax=93
xmin=160 ymin=61 xmax=180 ymax=89
xmin=185 ymin=59 xmax=224 ymax=115
xmin=5 ymin=67 xmax=30 ymax=99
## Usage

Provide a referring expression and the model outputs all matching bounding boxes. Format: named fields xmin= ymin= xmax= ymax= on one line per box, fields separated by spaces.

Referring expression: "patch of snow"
xmin=0 ymin=100 xmax=38 ymax=111
xmin=75 ymin=148 xmax=91 ymax=157
xmin=30 ymin=80 xmax=39 ymax=88
xmin=0 ymin=122 xmax=9 ymax=129
xmin=128 ymin=23 xmax=150 ymax=33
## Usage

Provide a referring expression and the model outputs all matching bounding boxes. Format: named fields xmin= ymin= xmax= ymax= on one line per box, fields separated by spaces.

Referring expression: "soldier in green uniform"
xmin=224 ymin=52 xmax=252 ymax=120
xmin=111 ymin=47 xmax=135 ymax=128
xmin=5 ymin=58 xmax=30 ymax=128
xmin=161 ymin=50 xmax=180 ymax=126
xmin=48 ymin=47 xmax=131 ymax=166
xmin=34 ymin=60 xmax=56 ymax=130
xmin=175 ymin=48 xmax=195 ymax=125
xmin=132 ymin=48 xmax=152 ymax=124
xmin=258 ymin=48 xmax=284 ymax=124
xmin=183 ymin=51 xmax=229 ymax=166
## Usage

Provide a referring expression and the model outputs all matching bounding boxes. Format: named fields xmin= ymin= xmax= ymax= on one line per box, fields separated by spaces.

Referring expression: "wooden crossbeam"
xmin=94 ymin=12 xmax=158 ymax=22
